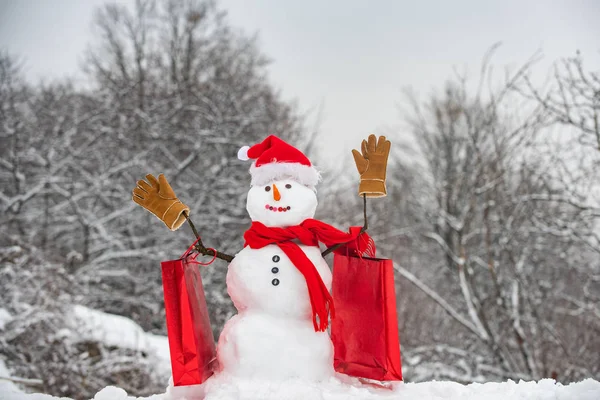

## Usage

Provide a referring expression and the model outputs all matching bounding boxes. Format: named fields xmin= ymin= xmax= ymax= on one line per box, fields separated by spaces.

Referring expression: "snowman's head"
xmin=247 ymin=179 xmax=317 ymax=227
xmin=238 ymin=135 xmax=321 ymax=227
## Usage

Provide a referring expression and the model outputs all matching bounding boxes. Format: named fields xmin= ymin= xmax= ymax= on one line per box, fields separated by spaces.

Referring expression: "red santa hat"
xmin=237 ymin=135 xmax=320 ymax=187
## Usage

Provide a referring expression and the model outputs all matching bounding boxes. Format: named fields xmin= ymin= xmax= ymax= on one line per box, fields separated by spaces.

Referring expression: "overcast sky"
xmin=0 ymin=0 xmax=599 ymax=166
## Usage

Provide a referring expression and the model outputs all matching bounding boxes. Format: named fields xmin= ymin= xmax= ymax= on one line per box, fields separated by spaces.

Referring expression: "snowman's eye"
xmin=265 ymin=186 xmax=271 ymax=192
xmin=285 ymin=184 xmax=292 ymax=189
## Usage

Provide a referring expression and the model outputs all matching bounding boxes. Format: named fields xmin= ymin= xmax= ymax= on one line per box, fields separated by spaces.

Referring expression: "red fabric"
xmin=161 ymin=255 xmax=216 ymax=386
xmin=247 ymin=135 xmax=312 ymax=167
xmin=331 ymin=254 xmax=403 ymax=381
xmin=243 ymin=219 xmax=374 ymax=332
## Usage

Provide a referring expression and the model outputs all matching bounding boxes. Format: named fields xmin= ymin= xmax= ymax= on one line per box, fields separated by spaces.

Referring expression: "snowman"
xmin=218 ymin=136 xmax=338 ymax=380
xmin=133 ymin=135 xmax=378 ymax=383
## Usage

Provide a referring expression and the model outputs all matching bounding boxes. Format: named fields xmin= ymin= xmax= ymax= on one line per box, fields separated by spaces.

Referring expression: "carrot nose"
xmin=272 ymin=184 xmax=281 ymax=201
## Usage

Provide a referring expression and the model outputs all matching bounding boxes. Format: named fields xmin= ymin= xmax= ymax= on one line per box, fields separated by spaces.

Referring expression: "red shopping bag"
xmin=161 ymin=239 xmax=217 ymax=386
xmin=331 ymin=253 xmax=403 ymax=381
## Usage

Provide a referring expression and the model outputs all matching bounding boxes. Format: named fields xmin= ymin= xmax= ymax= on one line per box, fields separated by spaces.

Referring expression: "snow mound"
xmin=69 ymin=305 xmax=171 ymax=378
xmin=3 ymin=376 xmax=595 ymax=400
xmin=163 ymin=375 xmax=600 ymax=400
xmin=3 ymin=358 xmax=600 ymax=399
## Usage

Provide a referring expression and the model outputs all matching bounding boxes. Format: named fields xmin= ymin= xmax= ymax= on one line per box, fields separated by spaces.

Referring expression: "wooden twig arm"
xmin=183 ymin=212 xmax=235 ymax=262
xmin=194 ymin=243 xmax=234 ymax=263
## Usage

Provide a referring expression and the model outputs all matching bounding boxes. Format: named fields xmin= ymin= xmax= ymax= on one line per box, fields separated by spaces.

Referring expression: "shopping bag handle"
xmin=181 ymin=237 xmax=217 ymax=266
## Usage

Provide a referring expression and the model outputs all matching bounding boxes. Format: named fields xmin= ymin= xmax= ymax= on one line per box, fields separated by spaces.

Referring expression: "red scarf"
xmin=243 ymin=219 xmax=374 ymax=332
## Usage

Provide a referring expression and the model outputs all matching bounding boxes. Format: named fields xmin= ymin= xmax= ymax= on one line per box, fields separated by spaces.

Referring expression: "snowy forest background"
xmin=1 ymin=0 xmax=599 ymax=398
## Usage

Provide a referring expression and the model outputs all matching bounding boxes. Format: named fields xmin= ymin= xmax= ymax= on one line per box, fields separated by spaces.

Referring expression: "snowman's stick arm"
xmin=183 ymin=212 xmax=235 ymax=262
xmin=321 ymin=194 xmax=368 ymax=257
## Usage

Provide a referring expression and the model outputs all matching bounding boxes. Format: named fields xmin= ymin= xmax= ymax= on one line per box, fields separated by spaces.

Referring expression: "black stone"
xmin=271 ymin=267 xmax=279 ymax=274
xmin=272 ymin=255 xmax=280 ymax=262
xmin=272 ymin=278 xmax=280 ymax=286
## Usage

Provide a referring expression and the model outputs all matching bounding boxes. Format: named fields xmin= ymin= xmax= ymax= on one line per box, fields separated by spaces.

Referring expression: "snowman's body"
xmin=216 ymin=176 xmax=336 ymax=380
xmin=217 ymin=245 xmax=333 ymax=379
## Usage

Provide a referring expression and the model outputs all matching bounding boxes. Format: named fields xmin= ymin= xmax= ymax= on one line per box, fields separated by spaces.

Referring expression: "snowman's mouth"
xmin=265 ymin=204 xmax=292 ymax=213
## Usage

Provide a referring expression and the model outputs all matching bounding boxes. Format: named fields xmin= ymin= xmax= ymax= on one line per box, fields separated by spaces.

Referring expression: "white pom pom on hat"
xmin=237 ymin=146 xmax=250 ymax=161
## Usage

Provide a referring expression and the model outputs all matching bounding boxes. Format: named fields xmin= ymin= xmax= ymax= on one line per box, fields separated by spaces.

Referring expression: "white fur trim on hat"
xmin=249 ymin=162 xmax=321 ymax=187
xmin=237 ymin=146 xmax=250 ymax=161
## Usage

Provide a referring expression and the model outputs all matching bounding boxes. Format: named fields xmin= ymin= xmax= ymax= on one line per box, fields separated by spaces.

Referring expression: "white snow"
xmin=0 ymin=359 xmax=22 ymax=399
xmin=226 ymin=245 xmax=331 ymax=319
xmin=4 ymin=372 xmax=600 ymax=400
xmin=69 ymin=305 xmax=171 ymax=378
xmin=217 ymin=312 xmax=333 ymax=380
xmin=165 ymin=376 xmax=600 ymax=400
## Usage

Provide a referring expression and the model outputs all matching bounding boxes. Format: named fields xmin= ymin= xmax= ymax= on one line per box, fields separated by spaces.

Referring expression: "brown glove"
xmin=132 ymin=174 xmax=190 ymax=231
xmin=351 ymin=134 xmax=391 ymax=198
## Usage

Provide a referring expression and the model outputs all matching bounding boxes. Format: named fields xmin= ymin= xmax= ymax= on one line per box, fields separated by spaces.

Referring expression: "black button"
xmin=272 ymin=278 xmax=280 ymax=286
xmin=272 ymin=255 xmax=280 ymax=262
xmin=271 ymin=267 xmax=279 ymax=274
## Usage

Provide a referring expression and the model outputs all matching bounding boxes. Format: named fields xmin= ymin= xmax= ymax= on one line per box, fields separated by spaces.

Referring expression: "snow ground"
xmin=159 ymin=375 xmax=600 ymax=400
xmin=3 ymin=374 xmax=599 ymax=400
xmin=1 ymin=305 xmax=599 ymax=400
